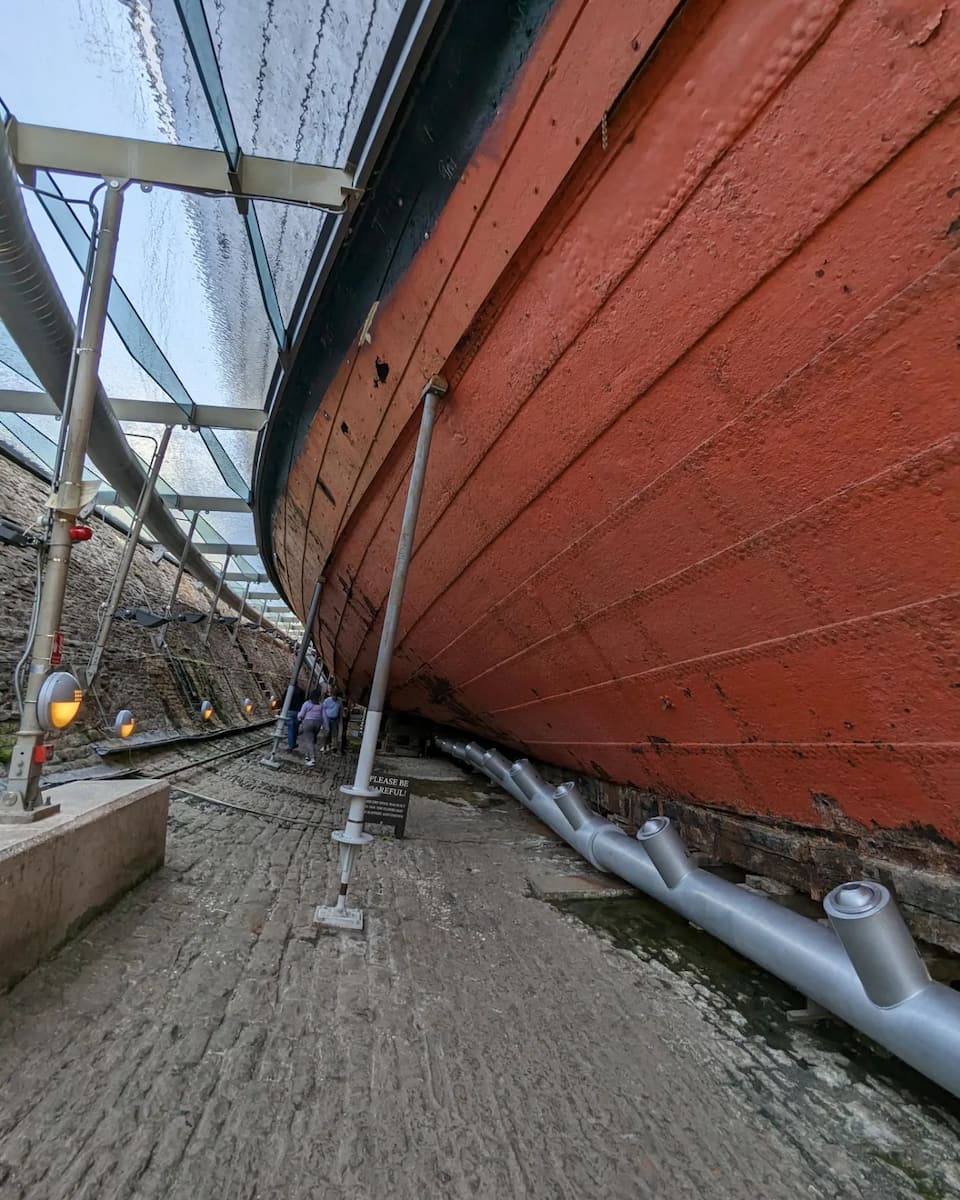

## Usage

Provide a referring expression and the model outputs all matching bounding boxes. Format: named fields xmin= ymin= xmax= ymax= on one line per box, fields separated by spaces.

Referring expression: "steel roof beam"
xmin=148 ymin=540 xmax=259 ymax=556
xmin=0 ymin=388 xmax=267 ymax=431
xmin=196 ymin=543 xmax=259 ymax=556
xmin=8 ymin=121 xmax=356 ymax=211
xmin=97 ymin=489 xmax=250 ymax=512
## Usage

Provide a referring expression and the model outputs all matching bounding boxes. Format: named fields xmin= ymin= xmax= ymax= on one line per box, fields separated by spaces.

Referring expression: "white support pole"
xmin=315 ymin=375 xmax=447 ymax=930
xmin=260 ymin=579 xmax=323 ymax=769
xmin=84 ymin=424 xmax=172 ymax=686
xmin=2 ymin=180 xmax=126 ymax=819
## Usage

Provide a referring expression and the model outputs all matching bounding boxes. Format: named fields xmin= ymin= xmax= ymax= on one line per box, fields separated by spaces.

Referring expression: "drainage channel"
xmin=42 ymin=725 xmax=274 ymax=791
xmin=553 ymin=892 xmax=960 ymax=1199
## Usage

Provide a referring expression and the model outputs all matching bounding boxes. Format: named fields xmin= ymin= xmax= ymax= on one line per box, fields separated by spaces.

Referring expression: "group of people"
xmin=286 ymin=683 xmax=344 ymax=767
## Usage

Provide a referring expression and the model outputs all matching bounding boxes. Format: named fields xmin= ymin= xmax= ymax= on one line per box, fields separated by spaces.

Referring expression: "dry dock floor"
xmin=1 ymin=748 xmax=958 ymax=1199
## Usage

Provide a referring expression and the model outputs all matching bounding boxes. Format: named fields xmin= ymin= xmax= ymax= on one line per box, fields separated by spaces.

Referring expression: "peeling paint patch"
xmin=876 ymin=0 xmax=947 ymax=46
xmin=910 ymin=5 xmax=946 ymax=45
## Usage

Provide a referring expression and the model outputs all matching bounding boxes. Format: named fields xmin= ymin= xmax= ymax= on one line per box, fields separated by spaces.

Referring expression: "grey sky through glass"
xmin=0 ymin=0 xmax=402 ymax=621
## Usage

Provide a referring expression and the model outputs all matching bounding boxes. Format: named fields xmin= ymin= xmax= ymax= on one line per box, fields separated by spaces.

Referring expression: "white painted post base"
xmin=313 ymin=903 xmax=365 ymax=931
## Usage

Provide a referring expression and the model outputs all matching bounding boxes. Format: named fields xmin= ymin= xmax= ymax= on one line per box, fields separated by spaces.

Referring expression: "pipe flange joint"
xmin=332 ymin=828 xmax=374 ymax=847
xmin=824 ymin=880 xmax=884 ymax=916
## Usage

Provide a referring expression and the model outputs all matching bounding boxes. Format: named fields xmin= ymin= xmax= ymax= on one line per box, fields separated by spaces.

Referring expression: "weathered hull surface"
xmin=272 ymin=0 xmax=960 ymax=842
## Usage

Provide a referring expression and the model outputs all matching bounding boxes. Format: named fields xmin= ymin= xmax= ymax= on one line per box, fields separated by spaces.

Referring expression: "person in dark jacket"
xmin=320 ymin=691 xmax=343 ymax=754
xmin=298 ymin=691 xmax=325 ymax=766
xmin=287 ymin=683 xmax=305 ymax=751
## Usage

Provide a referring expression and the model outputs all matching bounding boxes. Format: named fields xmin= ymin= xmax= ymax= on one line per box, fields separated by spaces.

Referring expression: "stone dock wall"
xmin=0 ymin=453 xmax=295 ymax=774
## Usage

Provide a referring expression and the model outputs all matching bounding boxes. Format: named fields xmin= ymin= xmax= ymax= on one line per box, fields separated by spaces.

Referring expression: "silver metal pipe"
xmin=261 ymin=579 xmax=323 ymax=769
xmin=317 ymin=375 xmax=447 ymax=930
xmin=2 ymin=180 xmax=126 ymax=816
xmin=508 ymin=759 xmax=607 ymax=865
xmin=438 ymin=740 xmax=960 ymax=1099
xmin=85 ymin=425 xmax=173 ymax=686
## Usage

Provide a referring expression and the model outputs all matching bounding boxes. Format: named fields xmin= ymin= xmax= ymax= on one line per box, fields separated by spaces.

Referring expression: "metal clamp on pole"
xmin=260 ymin=579 xmax=324 ymax=769
xmin=315 ymin=373 xmax=448 ymax=931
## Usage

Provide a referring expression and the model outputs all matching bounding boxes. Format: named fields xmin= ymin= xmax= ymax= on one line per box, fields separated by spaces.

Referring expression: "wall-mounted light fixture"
xmin=242 ymin=698 xmax=253 ymax=715
xmin=200 ymin=700 xmax=214 ymax=721
xmin=37 ymin=671 xmax=83 ymax=732
xmin=113 ymin=709 xmax=136 ymax=738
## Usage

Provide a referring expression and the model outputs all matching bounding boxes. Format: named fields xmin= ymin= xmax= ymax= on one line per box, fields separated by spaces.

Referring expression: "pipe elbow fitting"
xmin=481 ymin=748 xmax=511 ymax=783
xmin=553 ymin=781 xmax=592 ymax=831
xmin=636 ymin=815 xmax=692 ymax=889
xmin=463 ymin=741 xmax=486 ymax=769
xmin=824 ymin=881 xmax=930 ymax=1008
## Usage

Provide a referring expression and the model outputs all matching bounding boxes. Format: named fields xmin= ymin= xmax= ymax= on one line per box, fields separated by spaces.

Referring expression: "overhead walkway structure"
xmin=0 ymin=0 xmax=442 ymax=814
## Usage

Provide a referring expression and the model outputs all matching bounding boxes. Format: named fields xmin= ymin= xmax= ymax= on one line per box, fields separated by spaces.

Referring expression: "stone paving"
xmin=0 ymin=748 xmax=958 ymax=1199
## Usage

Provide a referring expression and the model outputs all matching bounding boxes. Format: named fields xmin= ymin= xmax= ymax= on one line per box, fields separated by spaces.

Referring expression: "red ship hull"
xmin=270 ymin=0 xmax=960 ymax=845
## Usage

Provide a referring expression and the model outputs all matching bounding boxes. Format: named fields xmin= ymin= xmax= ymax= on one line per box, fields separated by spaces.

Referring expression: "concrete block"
xmin=0 ymin=778 xmax=169 ymax=990
xmin=527 ymin=870 xmax=636 ymax=901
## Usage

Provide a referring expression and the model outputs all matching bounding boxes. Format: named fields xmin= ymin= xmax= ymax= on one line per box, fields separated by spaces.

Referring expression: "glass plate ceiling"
xmin=0 ymin=0 xmax=406 ymax=626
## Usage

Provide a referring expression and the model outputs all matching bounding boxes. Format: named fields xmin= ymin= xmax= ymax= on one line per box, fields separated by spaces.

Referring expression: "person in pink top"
xmin=298 ymin=691 xmax=325 ymax=766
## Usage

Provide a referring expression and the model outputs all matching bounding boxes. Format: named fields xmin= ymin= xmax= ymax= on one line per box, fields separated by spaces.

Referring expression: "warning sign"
xmin=365 ymin=773 xmax=411 ymax=838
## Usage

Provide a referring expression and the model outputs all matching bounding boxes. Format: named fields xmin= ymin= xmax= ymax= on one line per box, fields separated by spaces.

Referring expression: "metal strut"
xmin=315 ymin=374 xmax=448 ymax=930
xmin=84 ymin=424 xmax=173 ymax=686
xmin=200 ymin=551 xmax=231 ymax=648
xmin=157 ymin=509 xmax=200 ymax=648
xmin=260 ymin=578 xmax=324 ymax=770
xmin=2 ymin=180 xmax=127 ymax=818
xmin=231 ymin=580 xmax=252 ymax=644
